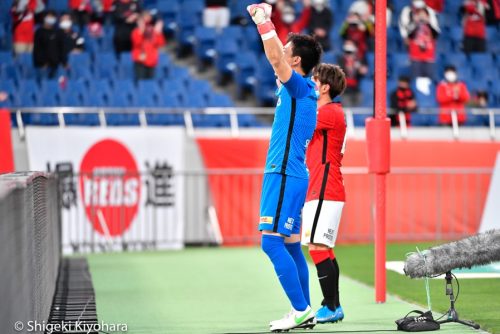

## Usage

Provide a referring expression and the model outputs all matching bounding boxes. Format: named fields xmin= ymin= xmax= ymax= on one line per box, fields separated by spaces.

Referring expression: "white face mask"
xmin=444 ymin=71 xmax=457 ymax=83
xmin=60 ymin=20 xmax=72 ymax=30
xmin=265 ymin=0 xmax=277 ymax=4
xmin=45 ymin=16 xmax=57 ymax=26
xmin=282 ymin=13 xmax=295 ymax=24
xmin=312 ymin=0 xmax=326 ymax=10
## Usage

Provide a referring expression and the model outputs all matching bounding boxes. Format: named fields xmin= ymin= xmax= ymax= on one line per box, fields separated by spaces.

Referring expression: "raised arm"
xmin=247 ymin=3 xmax=292 ymax=83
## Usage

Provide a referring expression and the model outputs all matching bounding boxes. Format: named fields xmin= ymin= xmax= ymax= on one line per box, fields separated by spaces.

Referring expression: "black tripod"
xmin=438 ymin=271 xmax=480 ymax=329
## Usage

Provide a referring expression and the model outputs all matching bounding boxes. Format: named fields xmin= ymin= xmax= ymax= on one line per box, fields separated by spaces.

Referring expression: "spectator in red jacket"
xmin=436 ymin=65 xmax=470 ymax=125
xmin=425 ymin=0 xmax=444 ymax=12
xmin=399 ymin=0 xmax=440 ymax=80
xmin=390 ymin=75 xmax=418 ymax=126
xmin=337 ymin=40 xmax=368 ymax=106
xmin=273 ymin=0 xmax=312 ymax=44
xmin=340 ymin=11 xmax=373 ymax=60
xmin=131 ymin=10 xmax=165 ymax=80
xmin=11 ymin=0 xmax=44 ymax=56
xmin=461 ymin=0 xmax=488 ymax=53
xmin=69 ymin=0 xmax=92 ymax=31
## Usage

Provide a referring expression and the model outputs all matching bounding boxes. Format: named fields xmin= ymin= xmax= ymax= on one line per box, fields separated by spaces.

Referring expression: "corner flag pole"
xmin=366 ymin=0 xmax=390 ymax=303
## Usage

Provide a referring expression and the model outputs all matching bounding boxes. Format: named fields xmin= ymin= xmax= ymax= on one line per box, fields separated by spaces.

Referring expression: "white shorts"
xmin=301 ymin=200 xmax=344 ymax=247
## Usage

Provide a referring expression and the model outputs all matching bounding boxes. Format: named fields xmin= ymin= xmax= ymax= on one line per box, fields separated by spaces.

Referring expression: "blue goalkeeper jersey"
xmin=264 ymin=71 xmax=317 ymax=179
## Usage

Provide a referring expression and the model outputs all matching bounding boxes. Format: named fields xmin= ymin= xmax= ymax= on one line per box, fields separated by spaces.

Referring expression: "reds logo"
xmin=79 ymin=139 xmax=141 ymax=237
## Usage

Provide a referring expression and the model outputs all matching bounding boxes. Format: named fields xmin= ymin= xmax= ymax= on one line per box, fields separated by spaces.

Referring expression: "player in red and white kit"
xmin=301 ymin=63 xmax=347 ymax=324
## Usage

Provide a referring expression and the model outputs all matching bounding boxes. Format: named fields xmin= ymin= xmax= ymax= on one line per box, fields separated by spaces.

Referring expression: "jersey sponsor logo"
xmin=260 ymin=216 xmax=274 ymax=224
xmin=285 ymin=217 xmax=294 ymax=230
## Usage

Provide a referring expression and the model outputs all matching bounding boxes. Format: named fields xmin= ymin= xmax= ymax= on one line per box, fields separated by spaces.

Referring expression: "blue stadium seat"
xmin=391 ymin=53 xmax=411 ymax=78
xmin=106 ymin=112 xmax=140 ymax=126
xmin=41 ymin=80 xmax=61 ymax=94
xmin=94 ymin=52 xmax=117 ymax=79
xmin=160 ymin=0 xmax=180 ymax=34
xmin=183 ymin=93 xmax=207 ymax=108
xmin=15 ymin=91 xmax=37 ymax=107
xmin=0 ymin=79 xmax=16 ymax=96
xmin=117 ymin=52 xmax=134 ymax=79
xmin=160 ymin=91 xmax=182 ymax=108
xmin=208 ymin=93 xmax=234 ymax=107
xmin=138 ymin=80 xmax=161 ymax=96
xmin=411 ymin=113 xmax=431 ymax=126
xmin=113 ymin=79 xmax=136 ymax=98
xmin=253 ymin=55 xmax=277 ymax=105
xmin=194 ymin=27 xmax=217 ymax=62
xmin=215 ymin=39 xmax=238 ymax=75
xmin=18 ymin=79 xmax=39 ymax=93
xmin=65 ymin=79 xmax=88 ymax=93
xmin=464 ymin=112 xmax=487 ymax=127
xmin=187 ymin=79 xmax=211 ymax=100
xmin=220 ymin=26 xmax=244 ymax=48
xmin=69 ymin=52 xmax=91 ymax=70
xmin=469 ymin=53 xmax=493 ymax=71
xmin=441 ymin=52 xmax=468 ymax=70
xmin=242 ymin=26 xmax=262 ymax=53
xmin=238 ymin=114 xmax=268 ymax=127
xmin=107 ymin=90 xmax=132 ymax=107
xmin=64 ymin=113 xmax=100 ymax=126
xmin=27 ymin=112 xmax=59 ymax=125
xmin=177 ymin=11 xmax=200 ymax=48
xmin=353 ymin=114 xmax=370 ymax=127
xmin=0 ymin=51 xmax=13 ymax=65
xmin=146 ymin=113 xmax=185 ymax=126
xmin=167 ymin=66 xmax=189 ymax=85
xmin=60 ymin=90 xmax=84 ymax=107
xmin=415 ymin=83 xmax=437 ymax=108
xmin=449 ymin=26 xmax=463 ymax=48
xmin=87 ymin=91 xmax=107 ymax=107
xmin=0 ymin=63 xmax=20 ymax=81
xmin=37 ymin=91 xmax=60 ymax=106
xmin=47 ymin=0 xmax=69 ymax=12
xmin=133 ymin=93 xmax=157 ymax=107
xmin=180 ymin=0 xmax=204 ymax=17
xmin=235 ymin=51 xmax=258 ymax=95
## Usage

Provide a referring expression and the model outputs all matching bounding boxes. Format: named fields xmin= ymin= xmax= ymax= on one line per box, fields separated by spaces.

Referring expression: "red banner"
xmin=0 ymin=110 xmax=14 ymax=173
xmin=197 ymin=138 xmax=500 ymax=245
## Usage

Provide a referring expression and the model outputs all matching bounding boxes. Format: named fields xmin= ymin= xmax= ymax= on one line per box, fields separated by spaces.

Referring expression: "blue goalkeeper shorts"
xmin=259 ymin=173 xmax=308 ymax=237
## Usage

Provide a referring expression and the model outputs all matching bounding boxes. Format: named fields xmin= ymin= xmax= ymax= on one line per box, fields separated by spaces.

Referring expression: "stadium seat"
xmin=242 ymin=26 xmax=262 ymax=53
xmin=64 ymin=112 xmax=100 ymax=126
xmin=107 ymin=90 xmax=132 ymax=107
xmin=220 ymin=26 xmax=244 ymax=48
xmin=0 ymin=63 xmax=20 ymax=82
xmin=15 ymin=91 xmax=37 ymax=107
xmin=94 ymin=52 xmax=117 ymax=79
xmin=37 ymin=91 xmax=60 ymax=106
xmin=105 ymin=112 xmax=141 ymax=126
xmin=133 ymin=93 xmax=157 ymax=108
xmin=167 ymin=66 xmax=190 ymax=85
xmin=464 ymin=112 xmax=487 ymax=127
xmin=353 ymin=114 xmax=370 ymax=127
xmin=146 ymin=113 xmax=185 ymax=126
xmin=182 ymin=93 xmax=206 ymax=108
xmin=87 ymin=91 xmax=107 ymax=107
xmin=177 ymin=11 xmax=200 ymax=49
xmin=41 ymin=80 xmax=61 ymax=94
xmin=160 ymin=0 xmax=180 ymax=34
xmin=60 ymin=90 xmax=84 ymax=107
xmin=47 ymin=0 xmax=69 ymax=12
xmin=235 ymin=51 xmax=258 ymax=96
xmin=253 ymin=55 xmax=277 ymax=106
xmin=194 ymin=27 xmax=217 ymax=62
xmin=215 ymin=39 xmax=239 ymax=76
xmin=187 ymin=79 xmax=211 ymax=100
xmin=117 ymin=52 xmax=134 ymax=79
xmin=208 ymin=93 xmax=234 ymax=107
xmin=238 ymin=114 xmax=268 ymax=127
xmin=18 ymin=79 xmax=39 ymax=93
xmin=0 ymin=51 xmax=12 ymax=65
xmin=0 ymin=79 xmax=16 ymax=96
xmin=113 ymin=79 xmax=136 ymax=99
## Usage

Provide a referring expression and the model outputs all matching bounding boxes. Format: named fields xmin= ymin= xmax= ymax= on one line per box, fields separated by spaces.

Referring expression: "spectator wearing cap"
xmin=399 ymin=0 xmax=440 ymax=80
xmin=436 ymin=65 xmax=470 ymax=125
xmin=11 ymin=0 xmax=45 ymax=56
xmin=33 ymin=11 xmax=64 ymax=78
xmin=308 ymin=0 xmax=333 ymax=51
xmin=131 ymin=10 xmax=165 ymax=80
xmin=390 ymin=75 xmax=417 ymax=126
xmin=461 ymin=0 xmax=488 ymax=53
xmin=203 ymin=0 xmax=230 ymax=30
xmin=340 ymin=11 xmax=373 ymax=60
xmin=273 ymin=0 xmax=312 ymax=44
xmin=337 ymin=40 xmax=368 ymax=107
xmin=113 ymin=0 xmax=141 ymax=56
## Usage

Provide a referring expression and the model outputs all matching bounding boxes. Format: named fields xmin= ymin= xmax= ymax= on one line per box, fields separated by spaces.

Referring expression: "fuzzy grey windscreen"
xmin=0 ymin=173 xmax=61 ymax=333
xmin=404 ymin=229 xmax=500 ymax=278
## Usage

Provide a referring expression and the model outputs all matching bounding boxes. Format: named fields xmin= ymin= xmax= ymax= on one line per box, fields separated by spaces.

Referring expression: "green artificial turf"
xmin=334 ymin=242 xmax=500 ymax=334
xmin=87 ymin=247 xmax=486 ymax=334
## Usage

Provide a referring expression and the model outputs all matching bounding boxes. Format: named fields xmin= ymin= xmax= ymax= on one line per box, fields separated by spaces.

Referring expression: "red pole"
xmin=366 ymin=0 xmax=390 ymax=303
xmin=0 ymin=109 xmax=14 ymax=173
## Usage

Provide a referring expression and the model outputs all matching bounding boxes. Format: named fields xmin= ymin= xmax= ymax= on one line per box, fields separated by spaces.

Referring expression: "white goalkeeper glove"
xmin=247 ymin=3 xmax=277 ymax=40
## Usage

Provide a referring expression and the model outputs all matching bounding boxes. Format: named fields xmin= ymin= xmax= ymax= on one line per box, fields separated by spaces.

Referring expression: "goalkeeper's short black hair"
xmin=287 ymin=33 xmax=323 ymax=76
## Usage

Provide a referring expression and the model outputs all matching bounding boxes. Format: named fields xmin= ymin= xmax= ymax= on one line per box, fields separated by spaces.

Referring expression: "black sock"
xmin=315 ymin=259 xmax=337 ymax=311
xmin=331 ymin=257 xmax=340 ymax=308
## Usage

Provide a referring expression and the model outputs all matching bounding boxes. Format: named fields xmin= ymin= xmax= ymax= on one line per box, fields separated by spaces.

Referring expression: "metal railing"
xmin=54 ymin=167 xmax=492 ymax=252
xmin=10 ymin=107 xmax=500 ymax=141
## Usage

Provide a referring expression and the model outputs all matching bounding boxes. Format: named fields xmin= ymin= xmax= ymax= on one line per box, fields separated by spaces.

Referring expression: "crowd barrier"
xmin=0 ymin=172 xmax=61 ymax=334
xmin=53 ymin=167 xmax=491 ymax=251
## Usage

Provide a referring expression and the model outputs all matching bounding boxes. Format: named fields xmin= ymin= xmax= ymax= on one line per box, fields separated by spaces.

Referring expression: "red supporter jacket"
xmin=273 ymin=6 xmax=311 ymax=44
xmin=436 ymin=81 xmax=470 ymax=124
xmin=306 ymin=102 xmax=346 ymax=203
xmin=131 ymin=28 xmax=166 ymax=67
xmin=70 ymin=0 xmax=92 ymax=11
xmin=425 ymin=0 xmax=444 ymax=12
xmin=463 ymin=1 xmax=486 ymax=38
xmin=408 ymin=23 xmax=437 ymax=62
xmin=12 ymin=0 xmax=36 ymax=44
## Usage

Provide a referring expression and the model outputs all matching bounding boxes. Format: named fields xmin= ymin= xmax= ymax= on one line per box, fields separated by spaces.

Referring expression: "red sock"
xmin=309 ymin=249 xmax=330 ymax=264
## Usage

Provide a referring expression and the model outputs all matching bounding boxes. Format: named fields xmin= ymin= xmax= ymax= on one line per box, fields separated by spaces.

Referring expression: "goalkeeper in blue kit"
xmin=247 ymin=3 xmax=322 ymax=332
